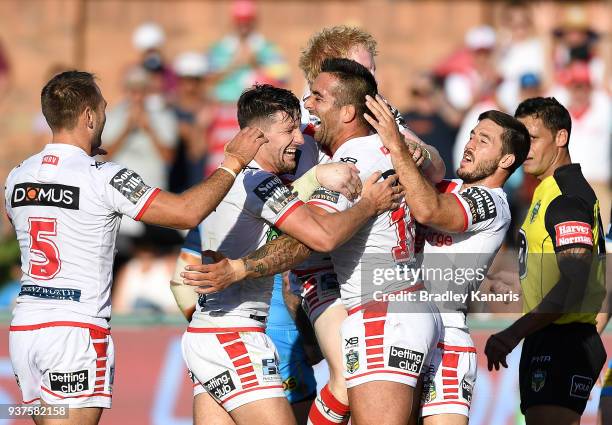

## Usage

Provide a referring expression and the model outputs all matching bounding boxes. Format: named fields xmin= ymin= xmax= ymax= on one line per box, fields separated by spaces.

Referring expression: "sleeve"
xmin=244 ymin=172 xmax=304 ymax=227
xmin=544 ymin=195 xmax=595 ymax=252
xmin=100 ymin=163 xmax=161 ymax=220
xmin=453 ymin=186 xmax=499 ymax=232
xmin=306 ymin=186 xmax=351 ymax=213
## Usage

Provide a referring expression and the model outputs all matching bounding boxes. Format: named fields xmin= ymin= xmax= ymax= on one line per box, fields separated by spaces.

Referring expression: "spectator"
xmin=496 ymin=1 xmax=546 ymax=113
xmin=552 ymin=6 xmax=605 ymax=88
xmin=169 ymin=51 xmax=214 ymax=192
xmin=439 ymin=25 xmax=501 ymax=112
xmin=206 ymin=0 xmax=290 ymax=103
xmin=401 ymin=73 xmax=460 ymax=178
xmin=132 ymin=22 xmax=177 ymax=98
xmin=102 ymin=66 xmax=178 ymax=241
xmin=555 ymin=62 xmax=611 ymax=228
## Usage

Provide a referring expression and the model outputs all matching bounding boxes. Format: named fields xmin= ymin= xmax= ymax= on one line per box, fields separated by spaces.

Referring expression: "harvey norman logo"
xmin=11 ymin=183 xmax=79 ymax=210
xmin=554 ymin=221 xmax=593 ymax=247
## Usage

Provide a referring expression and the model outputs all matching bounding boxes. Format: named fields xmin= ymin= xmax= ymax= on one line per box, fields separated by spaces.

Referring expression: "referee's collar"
xmin=553 ymin=163 xmax=582 ymax=179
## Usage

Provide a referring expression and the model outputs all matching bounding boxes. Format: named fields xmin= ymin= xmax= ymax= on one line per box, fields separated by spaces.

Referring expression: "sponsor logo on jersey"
xmin=531 ymin=355 xmax=551 ymax=363
xmin=110 ymin=168 xmax=151 ymax=204
xmin=49 ymin=370 xmax=89 ymax=393
xmin=570 ymin=375 xmax=593 ymax=399
xmin=554 ymin=221 xmax=593 ymax=247
xmin=91 ymin=161 xmax=106 ymax=169
xmin=461 ymin=378 xmax=473 ymax=402
xmin=388 ymin=346 xmax=424 ymax=374
xmin=19 ymin=285 xmax=81 ymax=301
xmin=204 ymin=371 xmax=236 ymax=400
xmin=266 ymin=226 xmax=282 ymax=242
xmin=461 ymin=187 xmax=496 ymax=224
xmin=529 ymin=200 xmax=541 ymax=223
xmin=339 ymin=157 xmax=358 ymax=164
xmin=253 ymin=175 xmax=297 ymax=214
xmin=42 ymin=155 xmax=59 ymax=166
xmin=11 ymin=183 xmax=79 ymax=210
xmin=310 ymin=187 xmax=340 ymax=204
xmin=531 ymin=368 xmax=546 ymax=393
xmin=345 ymin=349 xmax=359 ymax=374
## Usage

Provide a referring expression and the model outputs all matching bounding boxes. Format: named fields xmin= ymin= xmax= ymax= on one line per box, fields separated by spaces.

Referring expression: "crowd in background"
xmin=0 ymin=0 xmax=609 ymax=316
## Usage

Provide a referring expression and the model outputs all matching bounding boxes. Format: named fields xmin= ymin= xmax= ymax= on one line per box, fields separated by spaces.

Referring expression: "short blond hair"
xmin=299 ymin=25 xmax=378 ymax=84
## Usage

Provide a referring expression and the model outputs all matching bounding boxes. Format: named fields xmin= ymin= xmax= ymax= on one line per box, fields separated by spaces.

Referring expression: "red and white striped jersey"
xmin=4 ymin=143 xmax=160 ymax=329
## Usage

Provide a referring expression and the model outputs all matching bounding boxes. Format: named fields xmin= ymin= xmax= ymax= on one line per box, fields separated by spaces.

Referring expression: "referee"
xmin=485 ymin=97 xmax=607 ymax=425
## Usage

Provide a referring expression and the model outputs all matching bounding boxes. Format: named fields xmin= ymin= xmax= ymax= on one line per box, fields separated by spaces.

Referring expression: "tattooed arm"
xmin=181 ymin=234 xmax=312 ymax=294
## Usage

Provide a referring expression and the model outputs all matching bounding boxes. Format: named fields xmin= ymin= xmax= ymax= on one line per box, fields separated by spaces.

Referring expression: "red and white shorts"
xmin=420 ymin=327 xmax=477 ymax=417
xmin=291 ymin=268 xmax=341 ymax=323
xmin=9 ymin=323 xmax=114 ymax=408
xmin=341 ymin=299 xmax=441 ymax=389
xmin=182 ymin=326 xmax=285 ymax=412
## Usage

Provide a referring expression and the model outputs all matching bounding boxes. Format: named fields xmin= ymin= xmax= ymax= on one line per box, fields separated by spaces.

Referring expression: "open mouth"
xmin=283 ymin=146 xmax=297 ymax=158
xmin=461 ymin=151 xmax=473 ymax=165
xmin=309 ymin=114 xmax=322 ymax=128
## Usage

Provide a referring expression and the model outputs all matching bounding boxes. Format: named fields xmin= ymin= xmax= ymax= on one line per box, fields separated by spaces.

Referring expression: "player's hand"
xmin=315 ymin=163 xmax=362 ymax=201
xmin=360 ymin=171 xmax=403 ymax=215
xmin=488 ymin=270 xmax=520 ymax=303
xmin=181 ymin=254 xmax=246 ymax=295
xmin=364 ymin=94 xmax=405 ymax=153
xmin=484 ymin=329 xmax=520 ymax=371
xmin=223 ymin=127 xmax=269 ymax=173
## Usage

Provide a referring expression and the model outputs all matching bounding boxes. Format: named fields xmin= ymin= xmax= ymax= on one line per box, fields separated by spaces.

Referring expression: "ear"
xmin=555 ymin=129 xmax=569 ymax=148
xmin=84 ymin=106 xmax=94 ymax=129
xmin=341 ymin=104 xmax=357 ymax=124
xmin=499 ymin=153 xmax=516 ymax=171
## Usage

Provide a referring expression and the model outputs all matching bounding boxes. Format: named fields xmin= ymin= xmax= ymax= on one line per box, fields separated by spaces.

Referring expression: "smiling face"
xmin=457 ymin=118 xmax=505 ymax=183
xmin=303 ymin=72 xmax=343 ymax=151
xmin=255 ymin=111 xmax=304 ymax=174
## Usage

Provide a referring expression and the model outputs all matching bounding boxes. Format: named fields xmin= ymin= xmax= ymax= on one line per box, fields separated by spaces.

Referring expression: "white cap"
xmin=133 ymin=22 xmax=165 ymax=51
xmin=173 ymin=52 xmax=209 ymax=77
xmin=465 ymin=25 xmax=496 ymax=50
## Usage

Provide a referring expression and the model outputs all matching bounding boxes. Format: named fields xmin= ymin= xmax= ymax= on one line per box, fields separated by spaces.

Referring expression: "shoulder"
xmin=459 ymin=185 xmax=509 ymax=225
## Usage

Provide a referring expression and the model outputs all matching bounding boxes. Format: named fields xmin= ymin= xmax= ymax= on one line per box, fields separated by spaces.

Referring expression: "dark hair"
xmin=478 ymin=110 xmax=530 ymax=174
xmin=41 ymin=70 xmax=103 ymax=131
xmin=320 ymin=58 xmax=378 ymax=129
xmin=514 ymin=97 xmax=572 ymax=141
xmin=237 ymin=84 xmax=301 ymax=129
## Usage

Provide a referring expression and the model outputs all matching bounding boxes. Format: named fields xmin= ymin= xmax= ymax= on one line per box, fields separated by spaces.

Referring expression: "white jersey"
xmin=415 ymin=179 xmax=510 ymax=330
xmin=192 ymin=161 xmax=304 ymax=328
xmin=4 ymin=143 xmax=160 ymax=329
xmin=306 ymin=134 xmax=417 ymax=310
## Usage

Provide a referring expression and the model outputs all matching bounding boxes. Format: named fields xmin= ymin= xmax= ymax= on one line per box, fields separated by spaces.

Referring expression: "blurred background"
xmin=0 ymin=0 xmax=610 ymax=423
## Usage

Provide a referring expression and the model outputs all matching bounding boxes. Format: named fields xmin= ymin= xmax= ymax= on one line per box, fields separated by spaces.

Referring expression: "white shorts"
xmin=341 ymin=299 xmax=441 ymax=388
xmin=291 ymin=268 xmax=341 ymax=323
xmin=182 ymin=326 xmax=285 ymax=412
xmin=421 ymin=327 xmax=477 ymax=417
xmin=9 ymin=323 xmax=114 ymax=408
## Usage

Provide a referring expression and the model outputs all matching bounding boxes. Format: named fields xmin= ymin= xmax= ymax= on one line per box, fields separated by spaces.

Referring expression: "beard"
xmin=456 ymin=157 xmax=498 ymax=183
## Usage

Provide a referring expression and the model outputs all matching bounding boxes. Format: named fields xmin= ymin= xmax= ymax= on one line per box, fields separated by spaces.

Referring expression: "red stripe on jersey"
xmin=306 ymin=200 xmax=340 ymax=213
xmin=443 ymin=379 xmax=459 ymax=386
xmin=274 ymin=200 xmax=304 ymax=227
xmin=345 ymin=369 xmax=418 ymax=381
xmin=422 ymin=400 xmax=470 ymax=408
xmin=435 ymin=180 xmax=458 ymax=194
xmin=366 ymin=347 xmax=384 ymax=356
xmin=96 ymin=370 xmax=106 ymax=378
xmin=41 ymin=387 xmax=112 ymax=399
xmin=442 ymin=369 xmax=457 ymax=378
xmin=444 ymin=395 xmax=459 ymax=400
xmin=220 ymin=385 xmax=284 ymax=405
xmin=236 ymin=365 xmax=255 ymax=376
xmin=442 ymin=353 xmax=459 ymax=368
xmin=135 ymin=188 xmax=161 ymax=221
xmin=367 ymin=356 xmax=384 ymax=364
xmin=443 ymin=387 xmax=459 ymax=393
xmin=10 ymin=322 xmax=110 ymax=334
xmin=233 ymin=356 xmax=251 ymax=368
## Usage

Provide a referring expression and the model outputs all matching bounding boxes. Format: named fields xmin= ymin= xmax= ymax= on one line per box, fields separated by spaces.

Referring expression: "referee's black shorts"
xmin=519 ymin=322 xmax=606 ymax=415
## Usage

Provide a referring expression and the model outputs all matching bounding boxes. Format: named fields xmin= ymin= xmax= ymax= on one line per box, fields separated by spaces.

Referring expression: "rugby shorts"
xmin=9 ymin=323 xmax=114 ymax=408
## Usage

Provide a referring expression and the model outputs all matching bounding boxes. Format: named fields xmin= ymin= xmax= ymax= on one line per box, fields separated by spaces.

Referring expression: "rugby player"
xmin=364 ymin=94 xmax=530 ymax=423
xmin=180 ymin=84 xmax=401 ymax=425
xmin=4 ymin=70 xmax=268 ymax=425
xmin=485 ymin=97 xmax=607 ymax=425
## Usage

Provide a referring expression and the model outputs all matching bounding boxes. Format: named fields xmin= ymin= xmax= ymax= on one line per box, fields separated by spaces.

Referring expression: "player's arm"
xmin=365 ymin=94 xmax=466 ymax=232
xmin=276 ymin=171 xmax=400 ymax=253
xmin=169 ymin=227 xmax=202 ymax=321
xmin=139 ymin=127 xmax=267 ymax=229
xmin=485 ymin=196 xmax=598 ymax=370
